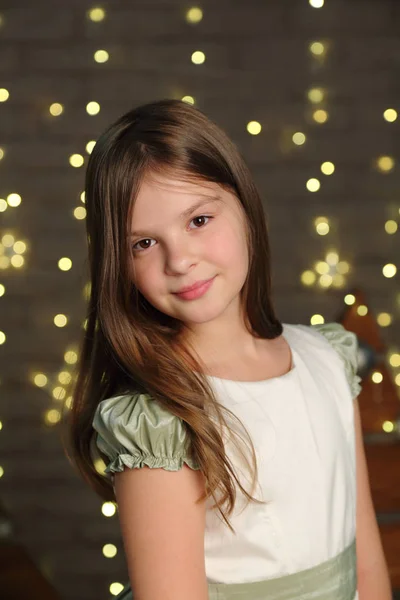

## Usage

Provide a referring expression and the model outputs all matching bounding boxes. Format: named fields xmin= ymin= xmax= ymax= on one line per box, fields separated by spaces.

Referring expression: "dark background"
xmin=0 ymin=1 xmax=399 ymax=598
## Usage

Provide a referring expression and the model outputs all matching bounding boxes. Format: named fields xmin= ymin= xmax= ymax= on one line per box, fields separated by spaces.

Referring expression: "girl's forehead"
xmin=139 ymin=172 xmax=219 ymax=197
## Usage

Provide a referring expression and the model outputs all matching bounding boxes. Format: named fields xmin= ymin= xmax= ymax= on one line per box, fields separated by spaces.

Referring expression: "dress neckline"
xmin=205 ymin=324 xmax=297 ymax=387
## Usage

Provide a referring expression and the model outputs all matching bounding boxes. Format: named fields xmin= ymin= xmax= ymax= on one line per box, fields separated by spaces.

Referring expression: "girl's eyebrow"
xmin=129 ymin=195 xmax=221 ymax=238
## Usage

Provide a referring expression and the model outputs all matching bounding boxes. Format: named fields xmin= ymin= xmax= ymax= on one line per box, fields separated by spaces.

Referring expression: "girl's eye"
xmin=131 ymin=215 xmax=213 ymax=253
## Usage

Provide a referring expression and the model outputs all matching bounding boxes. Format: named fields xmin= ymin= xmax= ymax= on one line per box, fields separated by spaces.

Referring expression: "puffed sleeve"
xmin=312 ymin=322 xmax=362 ymax=399
xmin=92 ymin=392 xmax=201 ymax=474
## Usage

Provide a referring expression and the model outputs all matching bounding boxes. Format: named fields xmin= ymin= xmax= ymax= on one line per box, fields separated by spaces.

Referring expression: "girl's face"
xmin=129 ymin=172 xmax=249 ymax=328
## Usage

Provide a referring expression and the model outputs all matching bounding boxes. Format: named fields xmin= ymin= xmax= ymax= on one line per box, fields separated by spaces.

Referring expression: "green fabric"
xmin=92 ymin=392 xmax=200 ymax=474
xmin=312 ymin=322 xmax=362 ymax=399
xmin=110 ymin=538 xmax=357 ymax=600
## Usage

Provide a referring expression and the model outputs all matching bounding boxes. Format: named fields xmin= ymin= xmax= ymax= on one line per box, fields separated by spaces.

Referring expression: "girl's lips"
xmin=174 ymin=277 xmax=213 ymax=294
xmin=173 ymin=276 xmax=216 ymax=300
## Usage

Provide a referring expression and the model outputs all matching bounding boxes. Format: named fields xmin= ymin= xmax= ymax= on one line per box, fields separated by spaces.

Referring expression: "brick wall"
xmin=0 ymin=1 xmax=399 ymax=599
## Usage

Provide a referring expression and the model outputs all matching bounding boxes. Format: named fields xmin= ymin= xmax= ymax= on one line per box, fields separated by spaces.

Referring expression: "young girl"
xmin=67 ymin=99 xmax=391 ymax=600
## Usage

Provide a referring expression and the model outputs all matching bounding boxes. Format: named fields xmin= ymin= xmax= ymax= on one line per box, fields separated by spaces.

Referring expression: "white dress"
xmin=93 ymin=322 xmax=362 ymax=599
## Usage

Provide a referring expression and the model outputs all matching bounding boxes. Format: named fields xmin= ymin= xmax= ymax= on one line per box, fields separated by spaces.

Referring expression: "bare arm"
xmin=114 ymin=464 xmax=209 ymax=600
xmin=354 ymin=398 xmax=392 ymax=599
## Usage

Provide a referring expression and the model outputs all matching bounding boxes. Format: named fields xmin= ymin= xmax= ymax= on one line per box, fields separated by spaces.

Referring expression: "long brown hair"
xmin=63 ymin=99 xmax=283 ymax=532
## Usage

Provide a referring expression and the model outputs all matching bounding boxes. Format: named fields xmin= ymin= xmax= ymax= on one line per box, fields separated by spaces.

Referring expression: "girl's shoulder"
xmin=284 ymin=321 xmax=362 ymax=399
xmin=92 ymin=391 xmax=200 ymax=477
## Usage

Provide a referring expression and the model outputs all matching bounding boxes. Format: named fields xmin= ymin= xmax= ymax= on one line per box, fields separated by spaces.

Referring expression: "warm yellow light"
xmin=11 ymin=255 xmax=24 ymax=268
xmin=34 ymin=373 xmax=48 ymax=387
xmin=2 ymin=234 xmax=14 ymax=247
xmin=309 ymin=41 xmax=325 ymax=56
xmin=357 ymin=305 xmax=368 ymax=316
xmin=0 ymin=331 xmax=5 ymax=345
xmin=0 ymin=284 xmax=5 ymax=297
xmin=332 ymin=274 xmax=345 ymax=288
xmin=58 ymin=257 xmax=72 ymax=271
xmin=0 ymin=199 xmax=7 ymax=212
xmin=191 ymin=51 xmax=205 ymax=64
xmin=389 ymin=353 xmax=400 ymax=367
xmin=0 ymin=88 xmax=9 ymax=102
xmin=102 ymin=502 xmax=117 ymax=517
xmin=74 ymin=206 xmax=87 ymax=220
xmin=344 ymin=294 xmax=356 ymax=305
xmin=306 ymin=178 xmax=320 ymax=192
xmin=7 ymin=193 xmax=22 ymax=207
xmin=383 ymin=109 xmax=397 ymax=123
xmin=88 ymin=7 xmax=105 ymax=22
xmin=186 ymin=7 xmax=203 ymax=23
xmin=13 ymin=241 xmax=26 ymax=254
xmin=316 ymin=222 xmax=329 ymax=235
xmin=86 ymin=101 xmax=100 ymax=115
xmin=385 ymin=220 xmax=398 ymax=234
xmin=372 ymin=371 xmax=383 ymax=384
xmin=86 ymin=140 xmax=96 ymax=154
xmin=377 ymin=155 xmax=395 ymax=172
xmin=301 ymin=270 xmax=316 ymax=286
xmin=247 ymin=121 xmax=262 ymax=135
xmin=321 ymin=161 xmax=335 ymax=175
xmin=308 ymin=88 xmax=324 ymax=103
xmin=336 ymin=261 xmax=350 ymax=274
xmin=326 ymin=251 xmax=339 ymax=265
xmin=103 ymin=544 xmax=118 ymax=558
xmin=45 ymin=409 xmax=61 ymax=426
xmin=182 ymin=95 xmax=195 ymax=104
xmin=0 ymin=148 xmax=4 ymax=160
xmin=309 ymin=0 xmax=324 ymax=7
xmin=58 ymin=371 xmax=72 ymax=385
xmin=94 ymin=457 xmax=106 ymax=475
xmin=52 ymin=386 xmax=67 ymax=401
xmin=110 ymin=583 xmax=124 ymax=596
xmin=0 ymin=257 xmax=10 ymax=269
xmin=382 ymin=420 xmax=395 ymax=433
xmin=315 ymin=261 xmax=329 ymax=275
xmin=80 ymin=191 xmax=86 ymax=203
xmin=49 ymin=103 xmax=63 ymax=116
xmin=313 ymin=109 xmax=328 ymax=123
xmin=382 ymin=263 xmax=397 ymax=278
xmin=310 ymin=314 xmax=325 ymax=325
xmin=64 ymin=350 xmax=78 ymax=364
xmin=377 ymin=312 xmax=392 ymax=327
xmin=69 ymin=154 xmax=84 ymax=168
xmin=292 ymin=132 xmax=306 ymax=145
xmin=319 ymin=274 xmax=333 ymax=287
xmin=94 ymin=49 xmax=109 ymax=63
xmin=396 ymin=374 xmax=400 ymax=387
xmin=54 ymin=314 xmax=68 ymax=327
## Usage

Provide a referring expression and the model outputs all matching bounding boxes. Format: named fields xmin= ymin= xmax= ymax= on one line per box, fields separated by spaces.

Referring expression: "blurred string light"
xmin=182 ymin=95 xmax=195 ymax=104
xmin=186 ymin=7 xmax=203 ymax=24
xmin=247 ymin=121 xmax=262 ymax=135
xmin=309 ymin=41 xmax=326 ymax=57
xmin=86 ymin=141 xmax=96 ymax=154
xmin=309 ymin=0 xmax=325 ymax=7
xmin=86 ymin=101 xmax=100 ymax=115
xmin=7 ymin=193 xmax=22 ymax=207
xmin=49 ymin=103 xmax=63 ymax=116
xmin=94 ymin=49 xmax=109 ymax=63
xmin=308 ymin=87 xmax=325 ymax=103
xmin=321 ymin=161 xmax=335 ymax=175
xmin=191 ymin=50 xmax=205 ymax=64
xmin=306 ymin=178 xmax=320 ymax=192
xmin=376 ymin=155 xmax=395 ymax=173
xmin=69 ymin=154 xmax=84 ymax=168
xmin=0 ymin=88 xmax=9 ymax=102
xmin=310 ymin=314 xmax=325 ymax=325
xmin=385 ymin=220 xmax=398 ymax=234
xmin=313 ymin=109 xmax=329 ymax=123
xmin=88 ymin=7 xmax=106 ymax=22
xmin=383 ymin=108 xmax=397 ymax=122
xmin=0 ymin=148 xmax=4 ymax=161
xmin=292 ymin=132 xmax=306 ymax=145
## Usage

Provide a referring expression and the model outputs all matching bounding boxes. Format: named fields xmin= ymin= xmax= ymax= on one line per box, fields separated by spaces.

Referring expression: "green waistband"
xmin=112 ymin=538 xmax=356 ymax=600
xmin=208 ymin=538 xmax=357 ymax=600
